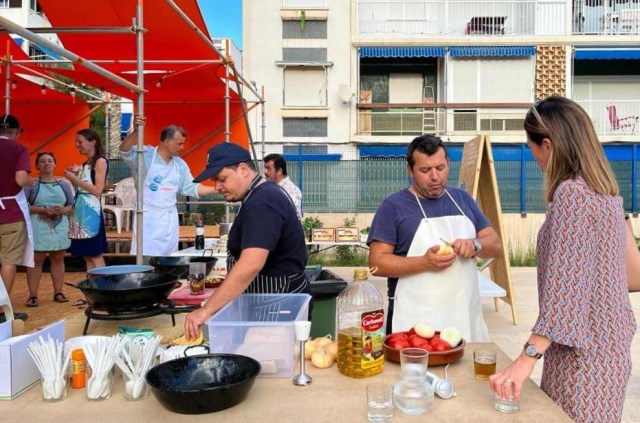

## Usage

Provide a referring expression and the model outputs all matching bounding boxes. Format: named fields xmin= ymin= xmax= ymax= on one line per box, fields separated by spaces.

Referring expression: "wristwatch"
xmin=471 ymin=238 xmax=482 ymax=254
xmin=524 ymin=342 xmax=543 ymax=359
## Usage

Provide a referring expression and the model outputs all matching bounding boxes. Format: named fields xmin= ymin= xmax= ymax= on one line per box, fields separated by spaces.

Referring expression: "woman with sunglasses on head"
xmin=23 ymin=152 xmax=74 ymax=306
xmin=489 ymin=96 xmax=636 ymax=422
xmin=64 ymin=129 xmax=108 ymax=271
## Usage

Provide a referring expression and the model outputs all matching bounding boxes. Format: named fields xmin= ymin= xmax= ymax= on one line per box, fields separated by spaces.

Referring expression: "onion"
xmin=304 ymin=339 xmax=317 ymax=360
xmin=326 ymin=341 xmax=338 ymax=361
xmin=314 ymin=335 xmax=333 ymax=348
xmin=311 ymin=348 xmax=333 ymax=369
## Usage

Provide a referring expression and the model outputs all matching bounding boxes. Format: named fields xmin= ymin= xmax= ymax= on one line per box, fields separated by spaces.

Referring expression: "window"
xmin=283 ymin=48 xmax=327 ymax=63
xmin=283 ymin=118 xmax=327 ymax=137
xmin=283 ymin=20 xmax=327 ymax=39
xmin=284 ymin=67 xmax=327 ymax=107
xmin=1 ymin=0 xmax=23 ymax=8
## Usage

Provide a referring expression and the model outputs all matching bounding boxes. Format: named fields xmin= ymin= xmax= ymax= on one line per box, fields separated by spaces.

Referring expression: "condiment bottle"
xmin=195 ymin=218 xmax=205 ymax=250
xmin=336 ymin=268 xmax=385 ymax=378
xmin=71 ymin=348 xmax=87 ymax=389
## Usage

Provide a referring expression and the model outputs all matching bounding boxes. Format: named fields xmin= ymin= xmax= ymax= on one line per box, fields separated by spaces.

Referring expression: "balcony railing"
xmin=575 ymin=2 xmax=640 ymax=35
xmin=357 ymin=0 xmax=565 ymax=37
xmin=282 ymin=0 xmax=328 ymax=8
xmin=356 ymin=100 xmax=640 ymax=137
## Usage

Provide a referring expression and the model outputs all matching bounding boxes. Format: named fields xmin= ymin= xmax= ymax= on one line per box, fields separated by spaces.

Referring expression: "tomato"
xmin=440 ymin=340 xmax=452 ymax=350
xmin=408 ymin=335 xmax=425 ymax=348
xmin=407 ymin=328 xmax=417 ymax=337
xmin=388 ymin=332 xmax=408 ymax=342
xmin=430 ymin=335 xmax=441 ymax=347
xmin=389 ymin=339 xmax=410 ymax=350
xmin=423 ymin=343 xmax=434 ymax=352
xmin=434 ymin=342 xmax=449 ymax=352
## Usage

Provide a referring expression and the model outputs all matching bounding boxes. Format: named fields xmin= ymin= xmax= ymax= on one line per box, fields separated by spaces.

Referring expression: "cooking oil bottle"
xmin=336 ymin=268 xmax=385 ymax=378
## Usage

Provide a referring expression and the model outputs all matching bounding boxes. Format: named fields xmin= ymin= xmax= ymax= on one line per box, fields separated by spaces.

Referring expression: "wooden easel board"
xmin=458 ymin=135 xmax=518 ymax=325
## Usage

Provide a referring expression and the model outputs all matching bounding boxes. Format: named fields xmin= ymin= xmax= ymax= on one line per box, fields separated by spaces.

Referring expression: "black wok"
xmin=66 ymin=272 xmax=178 ymax=311
xmin=148 ymin=256 xmax=218 ymax=279
xmin=146 ymin=354 xmax=261 ymax=414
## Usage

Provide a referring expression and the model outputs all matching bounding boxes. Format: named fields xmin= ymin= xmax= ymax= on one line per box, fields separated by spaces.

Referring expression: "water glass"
xmin=40 ymin=372 xmax=68 ymax=403
xmin=86 ymin=369 xmax=113 ymax=401
xmin=123 ymin=375 xmax=149 ymax=401
xmin=473 ymin=349 xmax=496 ymax=381
xmin=399 ymin=348 xmax=428 ymax=381
xmin=495 ymin=379 xmax=520 ymax=413
xmin=366 ymin=383 xmax=394 ymax=422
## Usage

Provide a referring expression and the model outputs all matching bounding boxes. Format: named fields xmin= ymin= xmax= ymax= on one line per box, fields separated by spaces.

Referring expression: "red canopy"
xmin=2 ymin=0 xmax=250 ymax=173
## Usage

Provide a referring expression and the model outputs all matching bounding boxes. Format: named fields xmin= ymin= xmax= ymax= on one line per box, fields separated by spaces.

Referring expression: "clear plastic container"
xmin=336 ymin=268 xmax=385 ymax=378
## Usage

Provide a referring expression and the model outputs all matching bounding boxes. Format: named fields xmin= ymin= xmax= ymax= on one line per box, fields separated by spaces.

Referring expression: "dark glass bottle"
xmin=195 ymin=219 xmax=205 ymax=250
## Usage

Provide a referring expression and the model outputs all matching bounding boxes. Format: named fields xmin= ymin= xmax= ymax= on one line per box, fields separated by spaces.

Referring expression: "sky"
xmin=198 ymin=0 xmax=243 ymax=49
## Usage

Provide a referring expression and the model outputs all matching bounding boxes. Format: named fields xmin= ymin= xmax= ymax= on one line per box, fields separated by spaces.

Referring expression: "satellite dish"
xmin=338 ymin=84 xmax=355 ymax=103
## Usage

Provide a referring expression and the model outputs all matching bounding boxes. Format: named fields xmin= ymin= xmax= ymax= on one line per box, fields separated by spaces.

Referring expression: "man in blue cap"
xmin=183 ymin=142 xmax=310 ymax=339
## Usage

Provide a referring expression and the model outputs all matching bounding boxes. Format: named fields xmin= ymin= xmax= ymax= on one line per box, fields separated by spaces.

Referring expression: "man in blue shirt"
xmin=368 ymin=135 xmax=502 ymax=341
xmin=183 ymin=143 xmax=310 ymax=339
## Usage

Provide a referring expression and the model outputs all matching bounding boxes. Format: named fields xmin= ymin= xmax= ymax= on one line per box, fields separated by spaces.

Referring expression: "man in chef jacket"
xmin=367 ymin=135 xmax=502 ymax=342
xmin=0 ymin=114 xmax=34 ymax=321
xmin=119 ymin=116 xmax=218 ymax=256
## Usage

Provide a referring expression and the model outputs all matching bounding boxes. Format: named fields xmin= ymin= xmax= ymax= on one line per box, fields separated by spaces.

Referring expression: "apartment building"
xmin=242 ymin=0 xmax=640 ymax=159
xmin=1 ymin=0 xmax=60 ymax=59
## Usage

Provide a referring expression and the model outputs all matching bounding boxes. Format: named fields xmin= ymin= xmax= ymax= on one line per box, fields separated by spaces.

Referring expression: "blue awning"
xmin=11 ymin=37 xmax=23 ymax=46
xmin=575 ymin=47 xmax=640 ymax=60
xmin=450 ymin=46 xmax=535 ymax=57
xmin=360 ymin=46 xmax=445 ymax=58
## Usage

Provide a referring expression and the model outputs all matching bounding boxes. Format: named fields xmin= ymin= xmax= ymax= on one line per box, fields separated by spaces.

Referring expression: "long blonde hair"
xmin=524 ymin=96 xmax=619 ymax=202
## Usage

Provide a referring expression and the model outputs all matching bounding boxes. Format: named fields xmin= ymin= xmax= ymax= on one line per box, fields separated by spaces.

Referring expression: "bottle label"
xmin=360 ymin=308 xmax=385 ymax=369
xmin=196 ymin=227 xmax=205 ymax=236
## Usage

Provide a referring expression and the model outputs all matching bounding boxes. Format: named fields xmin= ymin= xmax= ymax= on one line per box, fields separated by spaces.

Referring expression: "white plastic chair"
xmin=102 ymin=177 xmax=136 ymax=233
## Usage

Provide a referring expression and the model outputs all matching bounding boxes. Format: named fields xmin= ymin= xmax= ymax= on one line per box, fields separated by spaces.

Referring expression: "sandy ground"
xmin=4 ymin=267 xmax=639 ymax=422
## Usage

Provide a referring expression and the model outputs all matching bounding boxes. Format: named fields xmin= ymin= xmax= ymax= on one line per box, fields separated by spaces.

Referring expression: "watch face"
xmin=525 ymin=345 xmax=537 ymax=356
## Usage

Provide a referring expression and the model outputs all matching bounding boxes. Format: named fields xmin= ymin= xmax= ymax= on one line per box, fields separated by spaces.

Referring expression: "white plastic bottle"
xmin=336 ymin=268 xmax=385 ymax=378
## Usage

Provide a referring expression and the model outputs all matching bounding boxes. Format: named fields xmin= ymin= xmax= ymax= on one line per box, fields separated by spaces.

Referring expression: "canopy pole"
xmin=261 ymin=86 xmax=266 ymax=160
xmin=134 ymin=0 xmax=145 ymax=265
xmin=0 ymin=15 xmax=142 ymax=93
xmin=13 ymin=63 xmax=105 ymax=101
xmin=4 ymin=60 xmax=10 ymax=113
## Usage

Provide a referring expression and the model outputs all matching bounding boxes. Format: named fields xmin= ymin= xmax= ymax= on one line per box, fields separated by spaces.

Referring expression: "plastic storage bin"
xmin=306 ymin=267 xmax=348 ymax=339
xmin=207 ymin=293 xmax=311 ymax=377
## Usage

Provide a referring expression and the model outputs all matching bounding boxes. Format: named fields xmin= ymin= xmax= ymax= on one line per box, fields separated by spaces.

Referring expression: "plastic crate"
xmin=207 ymin=293 xmax=311 ymax=377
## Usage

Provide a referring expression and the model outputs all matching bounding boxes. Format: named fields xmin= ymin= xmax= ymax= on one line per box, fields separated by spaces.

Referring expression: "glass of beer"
xmin=473 ymin=349 xmax=496 ymax=381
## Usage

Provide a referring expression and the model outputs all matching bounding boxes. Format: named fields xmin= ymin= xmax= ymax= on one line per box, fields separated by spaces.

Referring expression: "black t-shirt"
xmin=227 ymin=180 xmax=307 ymax=277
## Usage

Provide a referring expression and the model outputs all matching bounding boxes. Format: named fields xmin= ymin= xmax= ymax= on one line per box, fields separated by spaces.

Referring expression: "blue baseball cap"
xmin=193 ymin=142 xmax=251 ymax=182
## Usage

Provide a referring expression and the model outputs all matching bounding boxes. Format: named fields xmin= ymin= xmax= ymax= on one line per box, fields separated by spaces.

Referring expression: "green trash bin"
xmin=307 ymin=267 xmax=347 ymax=339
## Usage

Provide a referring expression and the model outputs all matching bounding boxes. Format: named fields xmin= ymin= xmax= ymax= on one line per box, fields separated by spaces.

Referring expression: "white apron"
xmin=392 ymin=190 xmax=489 ymax=342
xmin=0 ymin=190 xmax=34 ymax=267
xmin=130 ymin=148 xmax=180 ymax=256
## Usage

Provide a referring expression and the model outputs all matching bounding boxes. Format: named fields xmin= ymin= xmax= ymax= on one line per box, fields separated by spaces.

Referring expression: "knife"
xmin=439 ymin=237 xmax=453 ymax=247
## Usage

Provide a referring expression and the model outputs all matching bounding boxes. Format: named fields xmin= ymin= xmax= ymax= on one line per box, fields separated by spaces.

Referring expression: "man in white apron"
xmin=119 ymin=117 xmax=219 ymax=256
xmin=368 ymin=135 xmax=503 ymax=342
xmin=0 ymin=114 xmax=34 ymax=322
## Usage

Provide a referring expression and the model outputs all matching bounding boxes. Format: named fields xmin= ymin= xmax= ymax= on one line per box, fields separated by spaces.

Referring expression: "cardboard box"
xmin=312 ymin=228 xmax=335 ymax=242
xmin=336 ymin=227 xmax=360 ymax=242
xmin=207 ymin=294 xmax=311 ymax=377
xmin=0 ymin=320 xmax=65 ymax=400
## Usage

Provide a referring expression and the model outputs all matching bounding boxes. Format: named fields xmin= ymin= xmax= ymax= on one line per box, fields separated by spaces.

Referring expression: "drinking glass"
xmin=366 ymin=383 xmax=393 ymax=422
xmin=495 ymin=379 xmax=520 ymax=413
xmin=473 ymin=349 xmax=496 ymax=381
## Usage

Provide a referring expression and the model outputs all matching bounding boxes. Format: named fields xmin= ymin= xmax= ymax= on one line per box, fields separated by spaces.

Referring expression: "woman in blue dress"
xmin=24 ymin=152 xmax=74 ymax=307
xmin=64 ymin=129 xmax=108 ymax=271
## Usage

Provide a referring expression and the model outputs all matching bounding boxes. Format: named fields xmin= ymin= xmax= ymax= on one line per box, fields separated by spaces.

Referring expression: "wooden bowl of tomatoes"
xmin=383 ymin=330 xmax=465 ymax=366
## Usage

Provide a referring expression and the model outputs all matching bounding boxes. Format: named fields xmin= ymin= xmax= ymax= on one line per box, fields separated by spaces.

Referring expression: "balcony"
xmin=575 ymin=1 xmax=640 ymax=35
xmin=357 ymin=0 xmax=565 ymax=37
xmin=356 ymin=100 xmax=640 ymax=138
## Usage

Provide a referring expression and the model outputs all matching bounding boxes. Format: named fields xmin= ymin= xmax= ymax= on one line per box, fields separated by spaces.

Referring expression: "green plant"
xmin=302 ymin=216 xmax=323 ymax=241
xmin=509 ymin=248 xmax=537 ymax=267
xmin=360 ymin=226 xmax=371 ymax=235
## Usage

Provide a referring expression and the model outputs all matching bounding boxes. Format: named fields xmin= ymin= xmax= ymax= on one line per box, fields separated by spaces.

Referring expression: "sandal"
xmin=26 ymin=297 xmax=38 ymax=307
xmin=53 ymin=293 xmax=69 ymax=303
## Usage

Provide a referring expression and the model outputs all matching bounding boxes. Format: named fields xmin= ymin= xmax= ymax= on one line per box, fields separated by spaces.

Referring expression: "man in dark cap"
xmin=183 ymin=142 xmax=310 ymax=340
xmin=0 ymin=114 xmax=34 ymax=321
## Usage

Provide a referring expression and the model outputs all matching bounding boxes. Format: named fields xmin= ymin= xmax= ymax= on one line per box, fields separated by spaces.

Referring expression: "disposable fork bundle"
xmin=83 ymin=335 xmax=128 ymax=400
xmin=27 ymin=335 xmax=71 ymax=401
xmin=114 ymin=335 xmax=162 ymax=399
